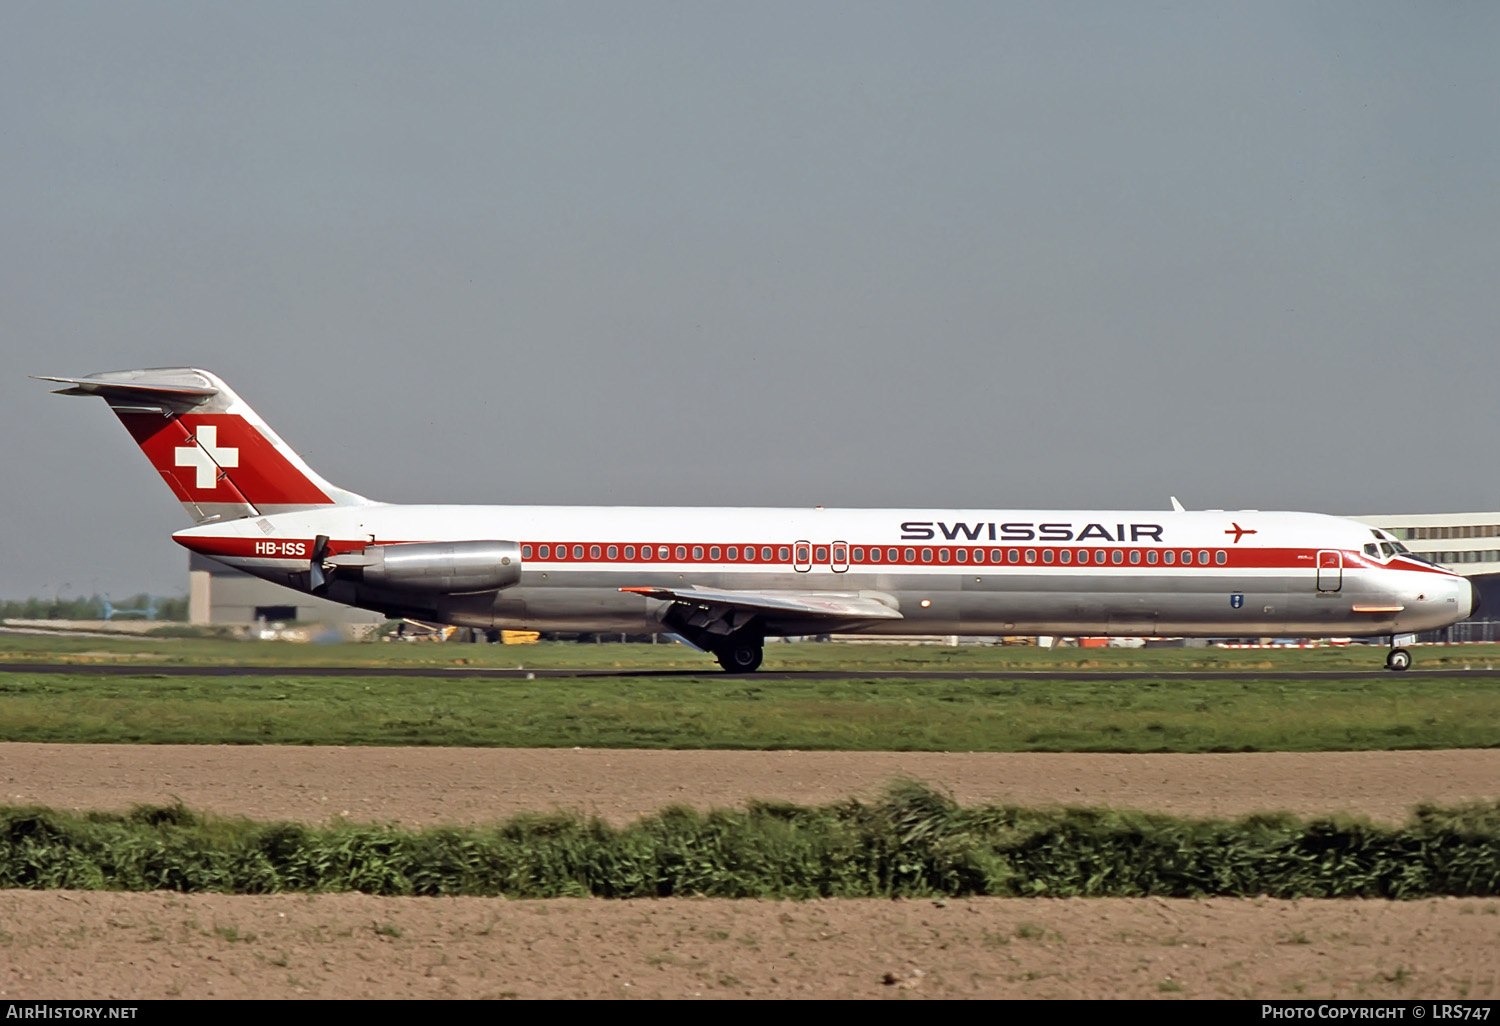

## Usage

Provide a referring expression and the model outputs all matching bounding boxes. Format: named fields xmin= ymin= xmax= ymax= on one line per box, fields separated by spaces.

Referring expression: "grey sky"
xmin=3 ymin=1 xmax=1498 ymax=600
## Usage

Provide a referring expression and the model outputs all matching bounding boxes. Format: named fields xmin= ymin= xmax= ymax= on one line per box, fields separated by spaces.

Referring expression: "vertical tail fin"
xmin=38 ymin=368 xmax=372 ymax=524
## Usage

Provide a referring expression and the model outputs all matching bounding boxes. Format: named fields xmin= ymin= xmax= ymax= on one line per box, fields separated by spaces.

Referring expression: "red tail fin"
xmin=40 ymin=368 xmax=370 ymax=523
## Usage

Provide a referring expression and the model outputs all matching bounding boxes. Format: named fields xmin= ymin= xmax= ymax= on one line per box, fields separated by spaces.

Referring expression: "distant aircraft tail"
xmin=38 ymin=368 xmax=372 ymax=524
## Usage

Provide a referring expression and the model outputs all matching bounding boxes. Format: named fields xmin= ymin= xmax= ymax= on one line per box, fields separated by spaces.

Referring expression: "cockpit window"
xmin=1379 ymin=542 xmax=1396 ymax=558
xmin=1364 ymin=543 xmax=1379 ymax=558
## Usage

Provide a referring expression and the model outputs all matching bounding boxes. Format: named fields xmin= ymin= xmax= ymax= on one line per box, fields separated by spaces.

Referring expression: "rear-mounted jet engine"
xmin=316 ymin=539 xmax=522 ymax=595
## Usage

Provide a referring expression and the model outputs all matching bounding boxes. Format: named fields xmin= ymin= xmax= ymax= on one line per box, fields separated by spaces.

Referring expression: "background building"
xmin=1353 ymin=512 xmax=1500 ymax=575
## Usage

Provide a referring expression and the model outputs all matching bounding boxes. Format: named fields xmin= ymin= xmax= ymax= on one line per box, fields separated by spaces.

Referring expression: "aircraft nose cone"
xmin=1471 ymin=579 xmax=1482 ymax=619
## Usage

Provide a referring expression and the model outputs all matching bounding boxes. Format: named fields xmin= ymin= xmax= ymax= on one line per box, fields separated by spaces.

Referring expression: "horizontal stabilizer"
xmin=34 ymin=375 xmax=218 ymax=411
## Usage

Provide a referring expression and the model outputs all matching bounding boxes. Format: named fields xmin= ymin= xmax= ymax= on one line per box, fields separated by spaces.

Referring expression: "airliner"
xmin=41 ymin=368 xmax=1479 ymax=672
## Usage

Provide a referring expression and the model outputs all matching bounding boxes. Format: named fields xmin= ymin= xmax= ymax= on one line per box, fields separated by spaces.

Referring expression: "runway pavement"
xmin=2 ymin=662 xmax=1498 ymax=680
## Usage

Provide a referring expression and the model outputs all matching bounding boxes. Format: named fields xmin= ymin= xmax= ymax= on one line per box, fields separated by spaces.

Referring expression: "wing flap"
xmin=620 ymin=584 xmax=903 ymax=621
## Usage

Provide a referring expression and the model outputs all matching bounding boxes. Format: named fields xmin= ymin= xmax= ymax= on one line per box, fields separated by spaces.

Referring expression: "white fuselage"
xmin=175 ymin=504 xmax=1477 ymax=638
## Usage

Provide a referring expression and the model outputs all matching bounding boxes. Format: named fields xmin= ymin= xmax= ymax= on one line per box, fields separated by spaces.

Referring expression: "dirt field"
xmin=6 ymin=744 xmax=1500 ymax=826
xmin=2 ymin=744 xmax=1498 ymax=1000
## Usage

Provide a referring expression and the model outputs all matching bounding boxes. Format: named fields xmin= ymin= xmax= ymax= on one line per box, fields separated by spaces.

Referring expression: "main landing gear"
xmin=714 ymin=636 xmax=764 ymax=673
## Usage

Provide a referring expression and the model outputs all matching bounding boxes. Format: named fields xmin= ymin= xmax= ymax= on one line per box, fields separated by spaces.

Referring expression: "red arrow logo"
xmin=1225 ymin=522 xmax=1257 ymax=544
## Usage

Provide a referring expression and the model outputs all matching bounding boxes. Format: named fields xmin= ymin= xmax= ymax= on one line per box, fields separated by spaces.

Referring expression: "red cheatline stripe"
xmin=172 ymin=536 xmax=1459 ymax=576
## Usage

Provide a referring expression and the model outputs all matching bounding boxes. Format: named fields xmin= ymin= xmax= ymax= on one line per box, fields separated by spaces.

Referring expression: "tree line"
xmin=0 ymin=593 xmax=188 ymax=621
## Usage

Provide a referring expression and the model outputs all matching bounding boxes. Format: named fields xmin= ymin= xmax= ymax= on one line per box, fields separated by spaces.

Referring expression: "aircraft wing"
xmin=620 ymin=584 xmax=903 ymax=629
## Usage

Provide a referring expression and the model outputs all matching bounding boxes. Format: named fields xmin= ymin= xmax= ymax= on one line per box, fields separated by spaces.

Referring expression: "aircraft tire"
xmin=715 ymin=639 xmax=764 ymax=673
xmin=1386 ymin=648 xmax=1412 ymax=672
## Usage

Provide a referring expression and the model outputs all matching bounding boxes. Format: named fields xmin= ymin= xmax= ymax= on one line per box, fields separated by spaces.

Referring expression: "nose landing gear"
xmin=1385 ymin=642 xmax=1411 ymax=672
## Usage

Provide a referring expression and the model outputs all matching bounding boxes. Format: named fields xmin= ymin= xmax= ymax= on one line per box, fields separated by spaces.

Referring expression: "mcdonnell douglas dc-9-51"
xmin=41 ymin=368 xmax=1479 ymax=672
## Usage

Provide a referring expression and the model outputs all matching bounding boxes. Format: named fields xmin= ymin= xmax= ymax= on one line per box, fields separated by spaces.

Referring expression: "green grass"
xmin=0 ymin=669 xmax=1496 ymax=751
xmin=3 ymin=634 xmax=1500 ymax=674
xmin=3 ymin=785 xmax=1498 ymax=898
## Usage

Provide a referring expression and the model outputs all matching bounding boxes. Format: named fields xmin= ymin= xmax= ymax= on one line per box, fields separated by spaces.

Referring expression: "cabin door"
xmin=1316 ymin=550 xmax=1342 ymax=592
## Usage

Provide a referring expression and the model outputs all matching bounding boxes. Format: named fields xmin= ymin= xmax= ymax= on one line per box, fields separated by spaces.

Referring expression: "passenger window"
xmin=590 ymin=545 xmax=601 ymax=559
xmin=1147 ymin=550 xmax=1158 ymax=565
xmin=607 ymin=545 xmax=618 ymax=559
xmin=1111 ymin=550 xmax=1123 ymax=565
xmin=1181 ymin=550 xmax=1193 ymax=564
xmin=1129 ymin=550 xmax=1141 ymax=564
xmin=797 ymin=545 xmax=810 ymax=562
xmin=1007 ymin=549 xmax=1019 ymax=563
xmin=538 ymin=544 xmax=549 ymax=559
xmin=904 ymin=548 xmax=916 ymax=562
xmin=659 ymin=546 xmax=671 ymax=559
xmin=1024 ymin=549 xmax=1036 ymax=563
xmin=1076 ymin=550 xmax=1088 ymax=564
xmin=833 ymin=546 xmax=846 ymax=563
xmin=937 ymin=548 xmax=949 ymax=563
xmin=761 ymin=546 xmax=773 ymax=560
xmin=814 ymin=546 xmax=828 ymax=562
xmin=1215 ymin=550 xmax=1228 ymax=565
xmin=709 ymin=546 xmax=721 ymax=560
xmin=990 ymin=549 xmax=1002 ymax=562
xmin=624 ymin=545 xmax=635 ymax=559
xmin=573 ymin=545 xmax=584 ymax=559
xmin=692 ymin=546 xmax=703 ymax=560
xmin=1198 ymin=550 xmax=1210 ymax=565
xmin=972 ymin=549 xmax=985 ymax=564
xmin=852 ymin=547 xmax=865 ymax=562
xmin=726 ymin=546 xmax=737 ymax=560
xmin=1042 ymin=549 xmax=1054 ymax=564
xmin=956 ymin=548 xmax=968 ymax=563
xmin=1095 ymin=549 xmax=1107 ymax=564
xmin=921 ymin=548 xmax=933 ymax=563
xmin=1163 ymin=550 xmax=1175 ymax=565
xmin=778 ymin=546 xmax=791 ymax=561
xmin=1059 ymin=549 xmax=1071 ymax=564
xmin=521 ymin=545 xmax=533 ymax=559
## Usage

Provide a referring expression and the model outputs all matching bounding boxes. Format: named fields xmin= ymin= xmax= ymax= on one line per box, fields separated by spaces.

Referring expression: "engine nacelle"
xmin=327 ymin=540 xmax=522 ymax=594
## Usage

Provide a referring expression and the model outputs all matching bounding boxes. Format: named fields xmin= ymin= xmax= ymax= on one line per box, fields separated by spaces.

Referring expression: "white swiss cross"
xmin=175 ymin=425 xmax=239 ymax=489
